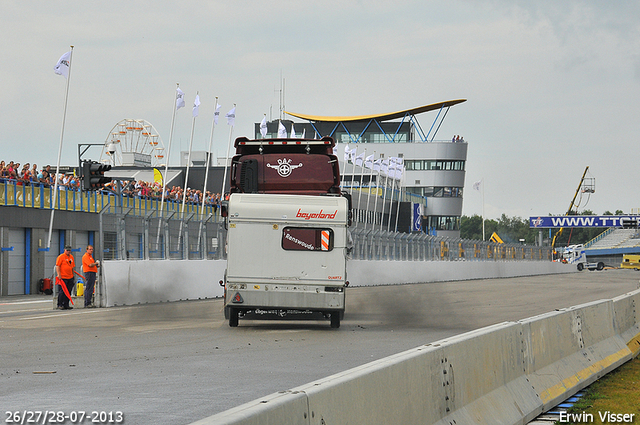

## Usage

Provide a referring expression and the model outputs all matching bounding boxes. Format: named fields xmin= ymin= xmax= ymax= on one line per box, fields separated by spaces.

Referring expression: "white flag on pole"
xmin=333 ymin=145 xmax=339 ymax=156
xmin=373 ymin=158 xmax=382 ymax=172
xmin=290 ymin=123 xmax=296 ymax=138
xmin=225 ymin=106 xmax=236 ymax=126
xmin=214 ymin=102 xmax=221 ymax=124
xmin=176 ymin=88 xmax=185 ymax=110
xmin=260 ymin=115 xmax=268 ymax=138
xmin=473 ymin=180 xmax=482 ymax=191
xmin=390 ymin=157 xmax=404 ymax=180
xmin=350 ymin=147 xmax=357 ymax=163
xmin=380 ymin=158 xmax=390 ymax=176
xmin=364 ymin=154 xmax=374 ymax=169
xmin=343 ymin=145 xmax=352 ymax=162
xmin=278 ymin=120 xmax=287 ymax=138
xmin=355 ymin=152 xmax=365 ymax=167
xmin=192 ymin=94 xmax=200 ymax=117
xmin=53 ymin=51 xmax=71 ymax=78
xmin=301 ymin=128 xmax=305 ymax=139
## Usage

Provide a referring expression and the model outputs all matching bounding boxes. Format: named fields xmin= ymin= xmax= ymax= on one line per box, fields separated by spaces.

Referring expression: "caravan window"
xmin=282 ymin=227 xmax=334 ymax=251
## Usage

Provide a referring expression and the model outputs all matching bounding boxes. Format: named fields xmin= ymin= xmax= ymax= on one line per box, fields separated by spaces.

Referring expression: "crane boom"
xmin=551 ymin=166 xmax=590 ymax=251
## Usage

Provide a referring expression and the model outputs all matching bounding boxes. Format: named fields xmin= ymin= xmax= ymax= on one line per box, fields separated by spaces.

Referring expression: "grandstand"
xmin=585 ymin=228 xmax=640 ymax=266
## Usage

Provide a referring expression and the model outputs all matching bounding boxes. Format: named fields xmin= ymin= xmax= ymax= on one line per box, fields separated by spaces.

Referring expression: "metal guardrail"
xmin=0 ymin=180 xmax=219 ymax=218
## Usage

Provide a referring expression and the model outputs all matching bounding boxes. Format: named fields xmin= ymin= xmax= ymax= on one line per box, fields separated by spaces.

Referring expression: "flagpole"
xmin=47 ymin=45 xmax=74 ymax=250
xmin=394 ymin=160 xmax=404 ymax=232
xmin=366 ymin=151 xmax=376 ymax=228
xmin=180 ymin=92 xmax=198 ymax=218
xmin=221 ymin=104 xmax=236 ymax=196
xmin=482 ymin=178 xmax=486 ymax=241
xmin=350 ymin=147 xmax=357 ymax=196
xmin=177 ymin=92 xmax=199 ymax=255
xmin=372 ymin=160 xmax=380 ymax=229
xmin=379 ymin=175 xmax=388 ymax=232
xmin=355 ymin=148 xmax=366 ymax=228
xmin=156 ymin=83 xmax=181 ymax=249
xmin=201 ymin=97 xmax=218 ymax=221
xmin=340 ymin=145 xmax=348 ymax=189
xmin=386 ymin=173 xmax=396 ymax=232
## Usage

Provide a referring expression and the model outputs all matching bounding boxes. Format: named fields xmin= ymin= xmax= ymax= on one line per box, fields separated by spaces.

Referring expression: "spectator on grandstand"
xmin=37 ymin=170 xmax=45 ymax=185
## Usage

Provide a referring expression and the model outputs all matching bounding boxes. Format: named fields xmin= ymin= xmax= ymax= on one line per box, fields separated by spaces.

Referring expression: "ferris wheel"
xmin=100 ymin=119 xmax=166 ymax=167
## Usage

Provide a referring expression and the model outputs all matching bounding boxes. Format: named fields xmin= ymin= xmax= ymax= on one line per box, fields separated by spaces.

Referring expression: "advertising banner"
xmin=412 ymin=203 xmax=422 ymax=232
xmin=529 ymin=215 xmax=640 ymax=228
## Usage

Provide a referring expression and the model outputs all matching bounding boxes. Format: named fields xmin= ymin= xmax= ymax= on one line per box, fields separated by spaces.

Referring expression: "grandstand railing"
xmin=0 ymin=180 xmax=219 ymax=219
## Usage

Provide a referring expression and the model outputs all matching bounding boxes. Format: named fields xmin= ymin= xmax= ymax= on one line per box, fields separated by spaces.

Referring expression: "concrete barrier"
xmin=101 ymin=259 xmax=572 ymax=306
xmin=613 ymin=291 xmax=640 ymax=357
xmin=522 ymin=300 xmax=630 ymax=412
xmin=347 ymin=259 xmax=572 ymax=287
xmin=190 ymin=289 xmax=640 ymax=425
xmin=101 ymin=260 xmax=226 ymax=307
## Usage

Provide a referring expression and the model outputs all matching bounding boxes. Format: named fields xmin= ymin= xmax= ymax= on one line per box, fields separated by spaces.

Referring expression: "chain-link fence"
xmin=99 ymin=212 xmax=551 ymax=262
xmin=100 ymin=209 xmax=226 ymax=261
xmin=349 ymin=228 xmax=552 ymax=261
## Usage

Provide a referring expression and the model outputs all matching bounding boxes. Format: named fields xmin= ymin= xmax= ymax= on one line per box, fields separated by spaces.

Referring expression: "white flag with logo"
xmin=225 ymin=106 xmax=236 ymax=126
xmin=364 ymin=154 xmax=374 ymax=169
xmin=380 ymin=158 xmax=390 ymax=176
xmin=391 ymin=157 xmax=404 ymax=180
xmin=355 ymin=152 xmax=365 ymax=167
xmin=192 ymin=94 xmax=200 ymax=117
xmin=343 ymin=145 xmax=352 ymax=162
xmin=373 ymin=158 xmax=382 ymax=172
xmin=54 ymin=51 xmax=71 ymax=78
xmin=214 ymin=102 xmax=221 ymax=125
xmin=349 ymin=147 xmax=357 ymax=163
xmin=260 ymin=116 xmax=268 ymax=137
xmin=176 ymin=88 xmax=185 ymax=110
xmin=473 ymin=180 xmax=482 ymax=191
xmin=278 ymin=120 xmax=287 ymax=138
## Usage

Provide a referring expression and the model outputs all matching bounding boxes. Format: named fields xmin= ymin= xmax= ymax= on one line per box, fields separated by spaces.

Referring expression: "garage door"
xmin=8 ymin=228 xmax=25 ymax=295
xmin=44 ymin=231 xmax=61 ymax=280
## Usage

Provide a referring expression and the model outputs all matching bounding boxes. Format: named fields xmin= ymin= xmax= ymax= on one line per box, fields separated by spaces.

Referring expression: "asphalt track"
xmin=1 ymin=269 xmax=638 ymax=425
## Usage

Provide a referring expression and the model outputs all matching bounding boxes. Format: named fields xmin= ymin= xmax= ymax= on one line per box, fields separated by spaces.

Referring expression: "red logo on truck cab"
xmin=296 ymin=209 xmax=338 ymax=220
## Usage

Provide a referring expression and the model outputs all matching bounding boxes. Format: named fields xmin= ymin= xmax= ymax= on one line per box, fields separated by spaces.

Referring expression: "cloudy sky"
xmin=2 ymin=1 xmax=638 ymax=219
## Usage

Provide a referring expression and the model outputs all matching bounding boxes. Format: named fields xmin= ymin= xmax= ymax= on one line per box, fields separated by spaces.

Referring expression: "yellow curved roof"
xmin=285 ymin=99 xmax=466 ymax=123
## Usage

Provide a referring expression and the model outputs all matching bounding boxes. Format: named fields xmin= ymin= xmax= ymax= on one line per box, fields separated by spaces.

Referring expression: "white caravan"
xmin=222 ymin=193 xmax=349 ymax=328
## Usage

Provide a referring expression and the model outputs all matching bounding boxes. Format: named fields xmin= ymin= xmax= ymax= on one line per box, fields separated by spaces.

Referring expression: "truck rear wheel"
xmin=597 ymin=262 xmax=605 ymax=271
xmin=330 ymin=312 xmax=340 ymax=329
xmin=577 ymin=263 xmax=584 ymax=271
xmin=229 ymin=308 xmax=239 ymax=327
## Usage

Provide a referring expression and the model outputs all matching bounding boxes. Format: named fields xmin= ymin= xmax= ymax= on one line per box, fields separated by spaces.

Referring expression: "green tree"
xmin=460 ymin=214 xmax=483 ymax=240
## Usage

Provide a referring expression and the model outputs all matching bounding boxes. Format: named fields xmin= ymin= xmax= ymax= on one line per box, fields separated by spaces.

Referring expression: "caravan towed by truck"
xmin=220 ymin=136 xmax=352 ymax=328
